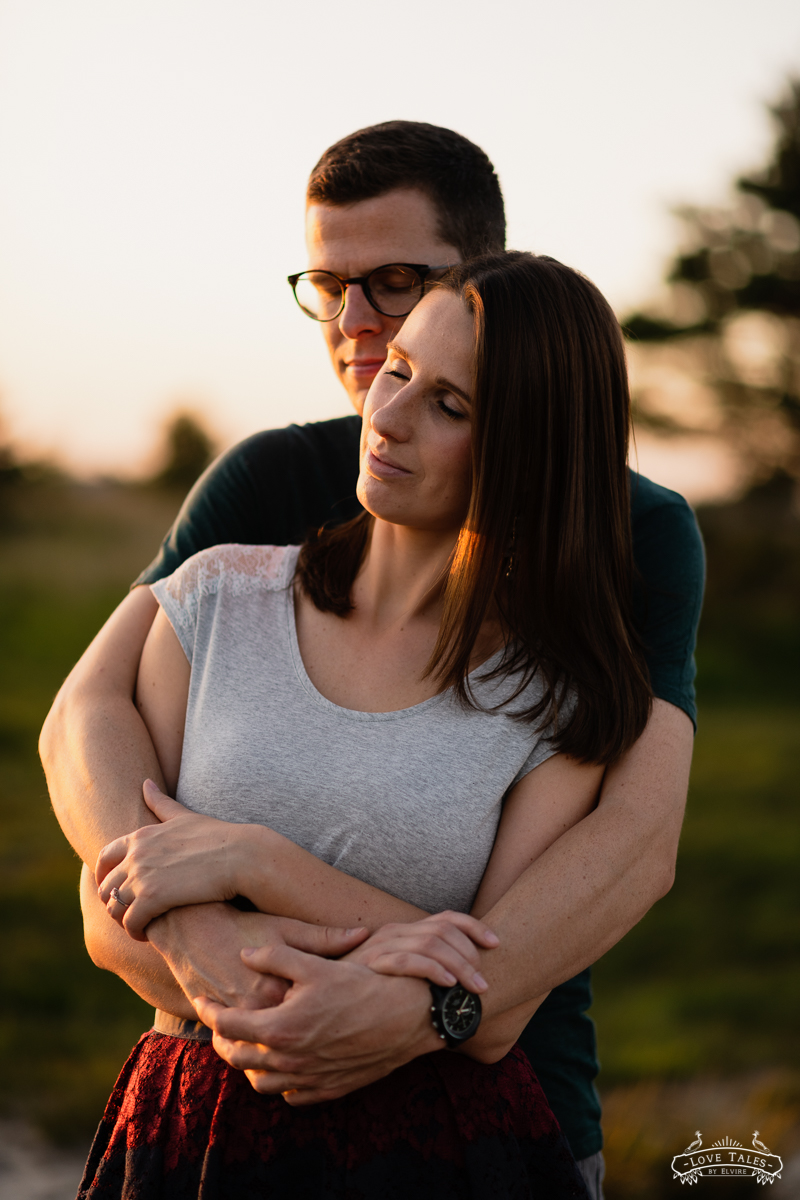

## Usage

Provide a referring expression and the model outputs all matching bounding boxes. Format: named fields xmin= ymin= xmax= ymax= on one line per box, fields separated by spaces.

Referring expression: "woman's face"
xmin=357 ymin=289 xmax=474 ymax=534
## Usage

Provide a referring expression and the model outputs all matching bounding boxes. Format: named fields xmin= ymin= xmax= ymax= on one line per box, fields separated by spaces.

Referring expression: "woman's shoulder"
xmin=155 ymin=543 xmax=300 ymax=608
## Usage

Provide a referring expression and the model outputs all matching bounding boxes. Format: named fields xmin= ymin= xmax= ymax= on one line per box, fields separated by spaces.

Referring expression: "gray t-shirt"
xmin=152 ymin=543 xmax=565 ymax=915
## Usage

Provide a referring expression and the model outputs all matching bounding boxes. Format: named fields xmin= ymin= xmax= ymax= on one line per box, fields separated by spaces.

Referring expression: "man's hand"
xmin=194 ymin=944 xmax=442 ymax=1105
xmin=147 ymin=905 xmax=368 ymax=1012
xmin=343 ymin=910 xmax=498 ymax=992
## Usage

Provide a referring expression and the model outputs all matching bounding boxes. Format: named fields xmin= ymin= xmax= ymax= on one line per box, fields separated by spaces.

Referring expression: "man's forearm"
xmin=80 ymin=864 xmax=195 ymax=1016
xmin=40 ymin=587 xmax=164 ymax=864
xmin=41 ymin=588 xmax=285 ymax=1016
xmin=474 ymin=700 xmax=693 ymax=1015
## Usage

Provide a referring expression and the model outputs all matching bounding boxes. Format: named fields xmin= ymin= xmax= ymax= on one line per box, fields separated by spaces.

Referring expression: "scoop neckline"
xmin=283 ymin=555 xmax=505 ymax=723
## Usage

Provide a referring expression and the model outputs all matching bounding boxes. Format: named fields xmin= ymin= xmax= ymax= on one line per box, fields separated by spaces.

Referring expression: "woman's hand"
xmin=95 ymin=780 xmax=247 ymax=941
xmin=343 ymin=911 xmax=499 ymax=994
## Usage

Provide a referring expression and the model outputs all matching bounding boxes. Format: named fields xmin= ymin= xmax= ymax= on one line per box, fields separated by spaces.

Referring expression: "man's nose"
xmin=338 ymin=284 xmax=386 ymax=340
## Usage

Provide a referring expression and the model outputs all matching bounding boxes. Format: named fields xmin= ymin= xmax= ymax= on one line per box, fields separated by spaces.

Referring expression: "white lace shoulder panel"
xmin=161 ymin=543 xmax=299 ymax=608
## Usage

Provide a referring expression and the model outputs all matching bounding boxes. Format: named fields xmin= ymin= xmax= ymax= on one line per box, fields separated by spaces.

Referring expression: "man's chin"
xmin=340 ymin=381 xmax=367 ymax=417
xmin=341 ymin=366 xmax=382 ymax=415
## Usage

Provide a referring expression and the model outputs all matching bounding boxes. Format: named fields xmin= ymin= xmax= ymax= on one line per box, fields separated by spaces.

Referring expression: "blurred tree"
xmin=624 ymin=79 xmax=800 ymax=484
xmin=151 ymin=411 xmax=216 ymax=492
xmin=0 ymin=411 xmax=24 ymax=527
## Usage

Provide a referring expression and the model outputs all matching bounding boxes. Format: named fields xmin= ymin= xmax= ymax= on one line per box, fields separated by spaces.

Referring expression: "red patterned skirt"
xmin=78 ymin=1030 xmax=588 ymax=1199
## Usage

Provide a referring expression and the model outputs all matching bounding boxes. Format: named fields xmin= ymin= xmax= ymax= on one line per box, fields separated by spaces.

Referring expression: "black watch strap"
xmin=428 ymin=982 xmax=482 ymax=1048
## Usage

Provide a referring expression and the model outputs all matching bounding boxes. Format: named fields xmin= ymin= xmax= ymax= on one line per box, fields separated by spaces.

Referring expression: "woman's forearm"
xmin=235 ymin=824 xmax=425 ymax=930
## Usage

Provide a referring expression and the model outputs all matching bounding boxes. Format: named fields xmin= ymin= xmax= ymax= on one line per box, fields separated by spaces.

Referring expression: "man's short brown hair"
xmin=307 ymin=120 xmax=506 ymax=259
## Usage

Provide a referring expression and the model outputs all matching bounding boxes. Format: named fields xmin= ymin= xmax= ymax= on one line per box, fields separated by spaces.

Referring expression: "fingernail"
xmin=242 ymin=947 xmax=255 ymax=957
xmin=484 ymin=931 xmax=500 ymax=946
xmin=443 ymin=971 xmax=456 ymax=985
xmin=473 ymin=972 xmax=488 ymax=990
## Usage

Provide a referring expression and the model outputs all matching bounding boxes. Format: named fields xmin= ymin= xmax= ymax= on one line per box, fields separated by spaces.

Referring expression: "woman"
xmin=80 ymin=252 xmax=651 ymax=1199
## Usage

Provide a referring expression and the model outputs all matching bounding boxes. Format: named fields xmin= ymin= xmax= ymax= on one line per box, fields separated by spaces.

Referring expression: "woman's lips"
xmin=366 ymin=448 xmax=411 ymax=478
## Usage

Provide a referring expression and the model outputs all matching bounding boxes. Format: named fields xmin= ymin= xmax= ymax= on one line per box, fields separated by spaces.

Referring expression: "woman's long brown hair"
xmin=297 ymin=252 xmax=652 ymax=764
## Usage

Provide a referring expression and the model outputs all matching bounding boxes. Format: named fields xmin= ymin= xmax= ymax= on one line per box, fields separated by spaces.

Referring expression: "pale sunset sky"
xmin=1 ymin=0 xmax=800 ymax=498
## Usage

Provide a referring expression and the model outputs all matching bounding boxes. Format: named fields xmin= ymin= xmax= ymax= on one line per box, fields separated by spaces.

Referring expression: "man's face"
xmin=304 ymin=188 xmax=461 ymax=415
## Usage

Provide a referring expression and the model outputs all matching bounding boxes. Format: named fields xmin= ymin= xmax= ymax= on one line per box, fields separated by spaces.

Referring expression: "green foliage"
xmin=694 ymin=473 xmax=800 ymax=705
xmin=623 ymin=79 xmax=800 ymax=484
xmin=0 ymin=481 xmax=179 ymax=1143
xmin=628 ymin=79 xmax=800 ymax=334
xmin=739 ymin=80 xmax=800 ymax=222
xmin=592 ymin=706 xmax=800 ymax=1082
xmin=151 ymin=411 xmax=216 ymax=492
xmin=594 ymin=485 xmax=800 ymax=1087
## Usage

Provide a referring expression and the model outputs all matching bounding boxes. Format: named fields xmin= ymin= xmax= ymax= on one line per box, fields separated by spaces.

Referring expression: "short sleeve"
xmin=630 ymin=474 xmax=706 ymax=728
xmin=509 ymin=685 xmax=578 ymax=786
xmin=150 ymin=544 xmax=296 ymax=663
xmin=133 ymin=418 xmax=362 ymax=588
xmin=511 ymin=732 xmax=561 ymax=786
xmin=150 ymin=562 xmax=202 ymax=662
xmin=135 ymin=436 xmax=279 ymax=588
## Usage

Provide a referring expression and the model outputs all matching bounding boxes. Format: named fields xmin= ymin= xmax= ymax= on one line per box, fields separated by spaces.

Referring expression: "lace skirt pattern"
xmin=78 ymin=1032 xmax=588 ymax=1199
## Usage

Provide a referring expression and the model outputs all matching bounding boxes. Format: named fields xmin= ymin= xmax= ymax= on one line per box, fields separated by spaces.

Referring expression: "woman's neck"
xmin=352 ymin=519 xmax=457 ymax=632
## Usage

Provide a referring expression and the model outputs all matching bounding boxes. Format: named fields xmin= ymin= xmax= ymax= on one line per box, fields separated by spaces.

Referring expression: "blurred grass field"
xmin=0 ymin=474 xmax=798 ymax=1195
xmin=0 ymin=481 xmax=174 ymax=1143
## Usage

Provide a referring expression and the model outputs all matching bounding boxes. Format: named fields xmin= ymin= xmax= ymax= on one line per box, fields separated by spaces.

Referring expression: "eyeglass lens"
xmin=293 ymin=265 xmax=426 ymax=321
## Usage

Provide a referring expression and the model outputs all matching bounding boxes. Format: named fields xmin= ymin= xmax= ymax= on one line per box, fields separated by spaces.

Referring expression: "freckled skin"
xmin=357 ymin=290 xmax=475 ymax=535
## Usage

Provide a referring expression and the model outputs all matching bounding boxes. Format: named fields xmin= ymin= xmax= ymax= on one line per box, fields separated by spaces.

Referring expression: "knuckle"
xmin=250 ymin=1072 xmax=276 ymax=1094
xmin=268 ymin=1054 xmax=298 ymax=1073
xmin=228 ymin=1046 xmax=259 ymax=1070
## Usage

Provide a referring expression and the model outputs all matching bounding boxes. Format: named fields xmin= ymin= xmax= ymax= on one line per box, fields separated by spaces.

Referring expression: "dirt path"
xmin=0 ymin=1122 xmax=88 ymax=1200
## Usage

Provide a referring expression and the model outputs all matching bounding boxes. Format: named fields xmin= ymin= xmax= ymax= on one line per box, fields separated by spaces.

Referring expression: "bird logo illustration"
xmin=683 ymin=1131 xmax=703 ymax=1154
xmin=672 ymin=1128 xmax=783 ymax=1184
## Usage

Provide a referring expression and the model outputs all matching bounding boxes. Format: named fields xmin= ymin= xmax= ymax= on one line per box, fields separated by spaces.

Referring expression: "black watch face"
xmin=442 ymin=986 xmax=481 ymax=1038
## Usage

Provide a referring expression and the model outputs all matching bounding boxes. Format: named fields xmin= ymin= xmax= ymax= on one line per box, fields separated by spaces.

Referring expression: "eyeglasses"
xmin=287 ymin=262 xmax=448 ymax=322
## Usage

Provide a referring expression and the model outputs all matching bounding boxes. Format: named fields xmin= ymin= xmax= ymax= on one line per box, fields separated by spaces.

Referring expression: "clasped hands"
xmin=95 ymin=781 xmax=499 ymax=1104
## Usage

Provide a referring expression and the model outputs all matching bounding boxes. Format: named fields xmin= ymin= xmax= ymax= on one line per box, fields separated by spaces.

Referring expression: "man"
xmin=40 ymin=121 xmax=703 ymax=1198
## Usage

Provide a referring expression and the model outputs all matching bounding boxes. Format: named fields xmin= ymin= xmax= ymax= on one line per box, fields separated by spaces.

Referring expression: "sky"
xmin=1 ymin=0 xmax=800 ymax=486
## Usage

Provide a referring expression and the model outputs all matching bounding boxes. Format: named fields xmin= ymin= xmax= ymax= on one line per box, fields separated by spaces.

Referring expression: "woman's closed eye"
xmin=437 ymin=395 xmax=467 ymax=421
xmin=383 ymin=365 xmax=467 ymax=420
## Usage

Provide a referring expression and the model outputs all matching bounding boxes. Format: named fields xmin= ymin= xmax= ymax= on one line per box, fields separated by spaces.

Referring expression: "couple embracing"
xmin=42 ymin=121 xmax=704 ymax=1199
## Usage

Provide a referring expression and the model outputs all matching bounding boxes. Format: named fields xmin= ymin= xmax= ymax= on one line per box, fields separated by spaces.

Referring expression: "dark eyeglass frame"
xmin=287 ymin=262 xmax=449 ymax=321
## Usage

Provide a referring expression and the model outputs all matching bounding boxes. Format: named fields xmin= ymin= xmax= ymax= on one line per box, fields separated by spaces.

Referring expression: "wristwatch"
xmin=428 ymin=982 xmax=482 ymax=1048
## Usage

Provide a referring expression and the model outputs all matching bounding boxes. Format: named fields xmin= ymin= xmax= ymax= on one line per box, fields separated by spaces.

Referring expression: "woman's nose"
xmin=338 ymin=284 xmax=385 ymax=340
xmin=370 ymin=390 xmax=412 ymax=443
